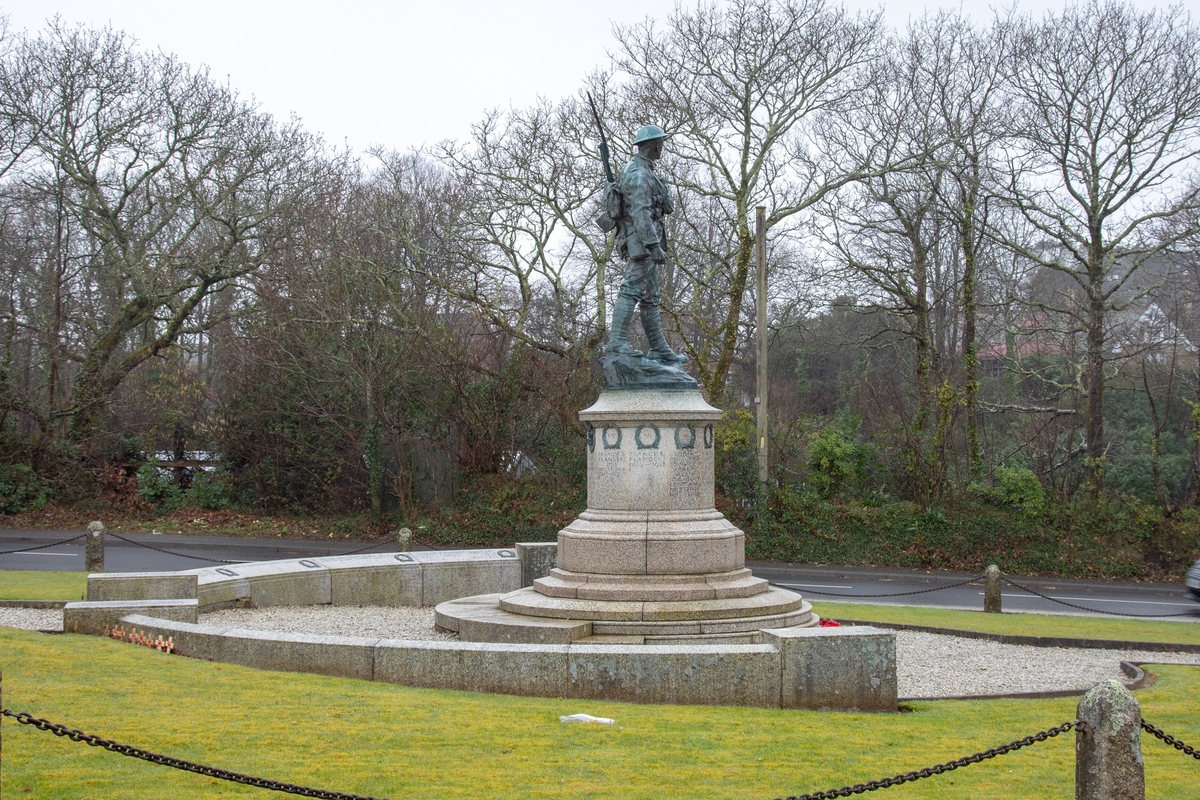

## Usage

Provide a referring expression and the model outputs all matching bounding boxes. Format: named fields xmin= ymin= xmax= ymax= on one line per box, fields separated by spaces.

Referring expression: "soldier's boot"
xmin=605 ymin=295 xmax=645 ymax=358
xmin=642 ymin=305 xmax=688 ymax=364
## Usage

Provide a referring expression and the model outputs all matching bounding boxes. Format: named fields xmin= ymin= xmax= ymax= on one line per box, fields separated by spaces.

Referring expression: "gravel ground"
xmin=203 ymin=605 xmax=459 ymax=641
xmin=896 ymin=630 xmax=1200 ymax=699
xmin=0 ymin=608 xmax=63 ymax=632
xmin=5 ymin=606 xmax=1199 ymax=699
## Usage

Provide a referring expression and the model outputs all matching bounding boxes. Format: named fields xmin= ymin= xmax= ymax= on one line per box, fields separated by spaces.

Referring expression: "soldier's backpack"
xmin=596 ymin=180 xmax=626 ymax=233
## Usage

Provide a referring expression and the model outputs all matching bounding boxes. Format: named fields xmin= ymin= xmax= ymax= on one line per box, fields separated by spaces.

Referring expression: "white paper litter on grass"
xmin=559 ymin=713 xmax=614 ymax=724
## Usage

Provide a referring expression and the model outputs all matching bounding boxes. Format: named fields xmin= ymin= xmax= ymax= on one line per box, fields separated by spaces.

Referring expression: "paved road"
xmin=0 ymin=529 xmax=417 ymax=573
xmin=3 ymin=528 xmax=1197 ymax=619
xmin=748 ymin=561 xmax=1199 ymax=621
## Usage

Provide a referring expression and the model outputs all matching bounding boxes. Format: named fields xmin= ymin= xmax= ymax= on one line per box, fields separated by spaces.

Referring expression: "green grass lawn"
xmin=0 ymin=626 xmax=1197 ymax=799
xmin=0 ymin=570 xmax=86 ymax=601
xmin=812 ymin=601 xmax=1200 ymax=646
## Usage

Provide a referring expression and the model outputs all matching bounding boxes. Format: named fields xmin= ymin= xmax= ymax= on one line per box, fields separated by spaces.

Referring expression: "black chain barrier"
xmin=1 ymin=705 xmax=1088 ymax=799
xmin=104 ymin=531 xmax=245 ymax=564
xmin=105 ymin=530 xmax=394 ymax=564
xmin=769 ymin=574 xmax=983 ymax=599
xmin=331 ymin=539 xmax=395 ymax=556
xmin=1002 ymin=577 xmax=1199 ymax=618
xmin=770 ymin=572 xmax=1196 ymax=617
xmin=1 ymin=708 xmax=390 ymax=799
xmin=774 ymin=721 xmax=1079 ymax=799
xmin=1141 ymin=718 xmax=1200 ymax=760
xmin=0 ymin=533 xmax=86 ymax=555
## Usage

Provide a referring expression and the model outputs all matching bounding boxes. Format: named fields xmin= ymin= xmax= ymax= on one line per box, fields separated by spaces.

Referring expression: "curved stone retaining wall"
xmin=84 ymin=548 xmax=528 ymax=609
xmin=117 ymin=613 xmax=894 ymax=710
xmin=65 ymin=545 xmax=897 ymax=711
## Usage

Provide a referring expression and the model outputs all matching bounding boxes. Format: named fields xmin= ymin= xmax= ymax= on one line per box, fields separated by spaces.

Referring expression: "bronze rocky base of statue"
xmin=601 ymin=351 xmax=698 ymax=389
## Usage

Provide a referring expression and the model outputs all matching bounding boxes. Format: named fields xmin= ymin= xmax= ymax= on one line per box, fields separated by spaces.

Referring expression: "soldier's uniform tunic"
xmin=615 ymin=151 xmax=674 ymax=308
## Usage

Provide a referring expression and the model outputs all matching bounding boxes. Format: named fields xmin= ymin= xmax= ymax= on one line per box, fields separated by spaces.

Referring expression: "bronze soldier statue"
xmin=608 ymin=125 xmax=687 ymax=365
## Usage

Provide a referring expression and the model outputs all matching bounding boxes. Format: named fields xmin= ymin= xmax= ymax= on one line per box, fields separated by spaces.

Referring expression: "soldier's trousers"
xmin=617 ymin=257 xmax=661 ymax=308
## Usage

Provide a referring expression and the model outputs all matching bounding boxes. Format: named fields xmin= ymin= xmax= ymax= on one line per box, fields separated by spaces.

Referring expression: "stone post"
xmin=1076 ymin=680 xmax=1144 ymax=799
xmin=984 ymin=564 xmax=1002 ymax=613
xmin=395 ymin=527 xmax=412 ymax=552
xmin=85 ymin=521 xmax=105 ymax=573
xmin=516 ymin=542 xmax=558 ymax=587
xmin=765 ymin=627 xmax=897 ymax=711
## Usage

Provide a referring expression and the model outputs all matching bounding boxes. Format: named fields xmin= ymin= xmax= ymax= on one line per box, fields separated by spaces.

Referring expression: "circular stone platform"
xmin=441 ymin=388 xmax=817 ymax=644
xmin=437 ymin=586 xmax=815 ymax=644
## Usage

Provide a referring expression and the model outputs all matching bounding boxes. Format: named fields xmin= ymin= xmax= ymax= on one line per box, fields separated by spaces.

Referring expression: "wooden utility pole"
xmin=755 ymin=206 xmax=768 ymax=489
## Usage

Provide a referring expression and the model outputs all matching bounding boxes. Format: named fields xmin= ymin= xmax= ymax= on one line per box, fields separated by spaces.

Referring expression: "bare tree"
xmin=819 ymin=17 xmax=966 ymax=501
xmin=0 ymin=21 xmax=322 ymax=450
xmin=434 ymin=99 xmax=612 ymax=358
xmin=918 ymin=12 xmax=1012 ymax=481
xmin=428 ymin=96 xmax=619 ymax=432
xmin=0 ymin=12 xmax=34 ymax=180
xmin=613 ymin=0 xmax=886 ymax=402
xmin=999 ymin=0 xmax=1200 ymax=497
xmin=227 ymin=154 xmax=454 ymax=513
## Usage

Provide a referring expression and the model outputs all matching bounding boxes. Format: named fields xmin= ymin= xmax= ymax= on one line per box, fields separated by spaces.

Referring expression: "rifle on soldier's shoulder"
xmin=587 ymin=92 xmax=623 ymax=232
xmin=587 ymin=92 xmax=615 ymax=184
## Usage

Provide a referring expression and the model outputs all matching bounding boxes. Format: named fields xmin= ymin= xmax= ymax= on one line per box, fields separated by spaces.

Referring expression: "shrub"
xmin=98 ymin=464 xmax=153 ymax=513
xmin=0 ymin=464 xmax=49 ymax=514
xmin=136 ymin=463 xmax=183 ymax=512
xmin=807 ymin=415 xmax=865 ymax=499
xmin=715 ymin=408 xmax=759 ymax=504
xmin=970 ymin=466 xmax=1046 ymax=515
xmin=419 ymin=472 xmax=585 ymax=547
xmin=186 ymin=471 xmax=229 ymax=510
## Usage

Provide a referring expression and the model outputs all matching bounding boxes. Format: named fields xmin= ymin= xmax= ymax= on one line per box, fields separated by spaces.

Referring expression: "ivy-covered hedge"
xmin=413 ymin=472 xmax=587 ymax=548
xmin=9 ymin=458 xmax=1194 ymax=582
xmin=735 ymin=488 xmax=1200 ymax=580
xmin=410 ymin=472 xmax=1200 ymax=580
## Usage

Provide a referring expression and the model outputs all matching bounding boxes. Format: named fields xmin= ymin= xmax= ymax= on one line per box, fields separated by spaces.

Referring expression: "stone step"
xmin=438 ymin=591 xmax=817 ymax=645
xmin=500 ymin=585 xmax=805 ymax=622
xmin=434 ymin=594 xmax=591 ymax=644
xmin=534 ymin=567 xmax=767 ymax=602
xmin=572 ymin=634 xmax=647 ymax=645
xmin=592 ymin=606 xmax=816 ymax=637
xmin=644 ymin=631 xmax=761 ymax=645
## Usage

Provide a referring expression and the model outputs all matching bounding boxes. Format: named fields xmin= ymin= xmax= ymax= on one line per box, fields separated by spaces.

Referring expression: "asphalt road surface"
xmin=2 ymin=528 xmax=1197 ymax=620
xmin=749 ymin=562 xmax=1199 ymax=621
xmin=0 ymin=529 xmax=413 ymax=573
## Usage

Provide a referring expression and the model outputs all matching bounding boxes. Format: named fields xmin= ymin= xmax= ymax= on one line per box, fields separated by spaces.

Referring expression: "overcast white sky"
xmin=2 ymin=1 xmax=1195 ymax=153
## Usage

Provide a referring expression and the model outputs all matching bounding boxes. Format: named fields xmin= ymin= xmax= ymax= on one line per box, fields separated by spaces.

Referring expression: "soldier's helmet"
xmin=633 ymin=125 xmax=669 ymax=145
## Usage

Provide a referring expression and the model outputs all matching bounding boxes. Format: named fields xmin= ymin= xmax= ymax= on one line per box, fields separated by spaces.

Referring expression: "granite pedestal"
xmin=440 ymin=389 xmax=816 ymax=644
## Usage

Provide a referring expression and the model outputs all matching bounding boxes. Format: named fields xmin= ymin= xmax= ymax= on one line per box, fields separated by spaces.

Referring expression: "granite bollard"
xmin=85 ymin=521 xmax=105 ymax=573
xmin=984 ymin=564 xmax=1002 ymax=613
xmin=1076 ymin=680 xmax=1144 ymax=799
